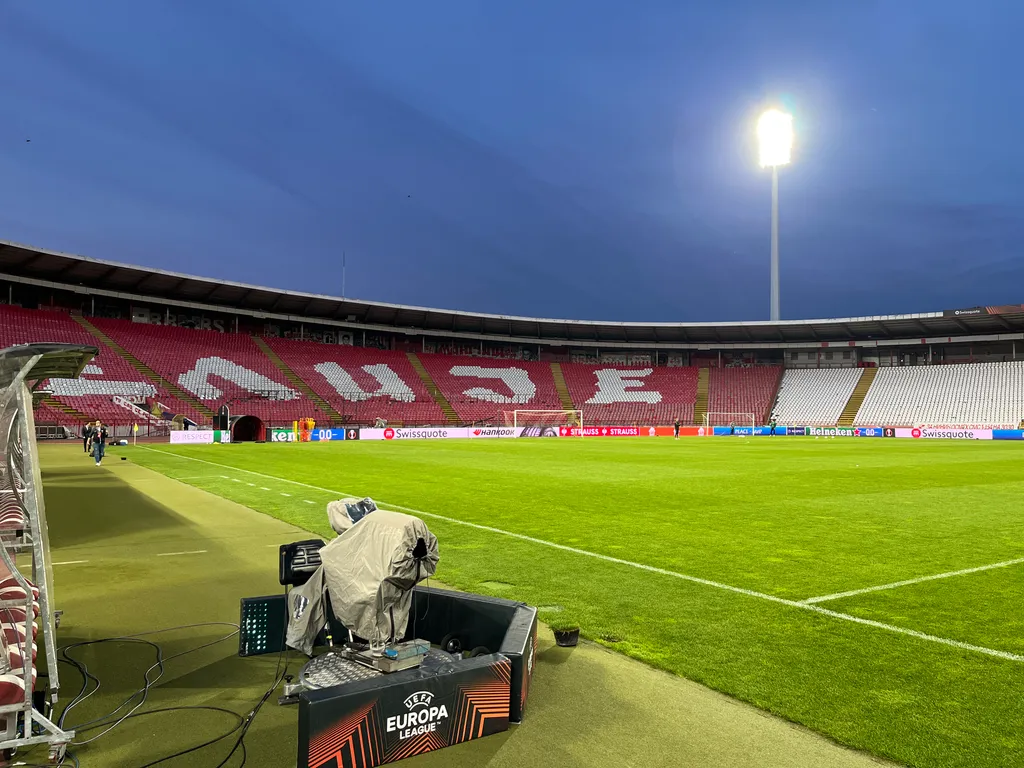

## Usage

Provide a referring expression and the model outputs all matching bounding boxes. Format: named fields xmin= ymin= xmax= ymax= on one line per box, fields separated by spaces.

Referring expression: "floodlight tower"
xmin=757 ymin=109 xmax=793 ymax=322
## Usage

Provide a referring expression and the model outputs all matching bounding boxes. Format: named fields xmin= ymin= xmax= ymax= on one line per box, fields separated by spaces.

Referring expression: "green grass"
xmin=123 ymin=437 xmax=1024 ymax=768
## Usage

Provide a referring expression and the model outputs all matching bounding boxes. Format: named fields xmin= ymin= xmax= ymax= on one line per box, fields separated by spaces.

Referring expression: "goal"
xmin=703 ymin=412 xmax=756 ymax=428
xmin=504 ymin=409 xmax=584 ymax=435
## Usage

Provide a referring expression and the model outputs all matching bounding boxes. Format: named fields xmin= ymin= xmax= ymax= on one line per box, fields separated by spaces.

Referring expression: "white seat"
xmin=771 ymin=368 xmax=862 ymax=425
xmin=855 ymin=361 xmax=1024 ymax=427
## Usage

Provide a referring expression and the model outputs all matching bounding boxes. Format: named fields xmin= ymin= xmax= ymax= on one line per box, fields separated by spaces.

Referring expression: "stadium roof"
xmin=2 ymin=239 xmax=1023 ymax=348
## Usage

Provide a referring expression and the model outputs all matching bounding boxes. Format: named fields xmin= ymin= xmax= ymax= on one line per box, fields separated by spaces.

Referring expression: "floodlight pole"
xmin=770 ymin=165 xmax=780 ymax=322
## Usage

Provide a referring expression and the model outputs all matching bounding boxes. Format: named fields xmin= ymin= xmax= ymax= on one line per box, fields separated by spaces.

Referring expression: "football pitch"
xmin=126 ymin=436 xmax=1024 ymax=768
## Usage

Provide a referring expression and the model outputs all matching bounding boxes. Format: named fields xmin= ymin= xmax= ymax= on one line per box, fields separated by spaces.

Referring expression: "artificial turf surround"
xmin=124 ymin=436 xmax=1024 ymax=768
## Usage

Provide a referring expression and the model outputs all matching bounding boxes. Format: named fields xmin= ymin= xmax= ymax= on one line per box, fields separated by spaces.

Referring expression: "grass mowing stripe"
xmin=803 ymin=557 xmax=1024 ymax=604
xmin=138 ymin=446 xmax=1024 ymax=664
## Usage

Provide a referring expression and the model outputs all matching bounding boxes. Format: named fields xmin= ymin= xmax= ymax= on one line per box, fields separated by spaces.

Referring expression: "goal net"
xmin=503 ymin=409 xmax=584 ymax=435
xmin=703 ymin=412 xmax=756 ymax=428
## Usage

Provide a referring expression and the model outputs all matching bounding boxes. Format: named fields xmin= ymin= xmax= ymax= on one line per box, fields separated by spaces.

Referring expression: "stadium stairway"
xmin=39 ymin=394 xmax=90 ymax=424
xmin=838 ymin=367 xmax=878 ymax=426
xmin=550 ymin=362 xmax=577 ymax=411
xmin=405 ymin=352 xmax=460 ymax=424
xmin=767 ymin=368 xmax=785 ymax=421
xmin=71 ymin=315 xmax=214 ymax=422
xmin=693 ymin=367 xmax=710 ymax=425
xmin=251 ymin=336 xmax=343 ymax=423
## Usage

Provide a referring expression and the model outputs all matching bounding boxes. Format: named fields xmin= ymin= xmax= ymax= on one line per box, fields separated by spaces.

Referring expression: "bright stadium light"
xmin=757 ymin=109 xmax=793 ymax=168
xmin=757 ymin=109 xmax=793 ymax=322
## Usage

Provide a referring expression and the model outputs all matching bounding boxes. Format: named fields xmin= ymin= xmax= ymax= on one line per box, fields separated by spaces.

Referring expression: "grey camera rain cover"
xmin=320 ymin=509 xmax=439 ymax=644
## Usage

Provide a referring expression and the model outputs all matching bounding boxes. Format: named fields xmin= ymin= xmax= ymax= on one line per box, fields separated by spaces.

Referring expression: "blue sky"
xmin=0 ymin=1 xmax=1021 ymax=322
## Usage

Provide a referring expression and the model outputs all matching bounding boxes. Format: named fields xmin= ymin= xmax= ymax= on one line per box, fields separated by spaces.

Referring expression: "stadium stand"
xmin=0 ymin=306 xmax=187 ymax=427
xmin=263 ymin=338 xmax=446 ymax=426
xmin=560 ymin=364 xmax=699 ymax=425
xmin=771 ymin=368 xmax=863 ymax=426
xmin=853 ymin=360 xmax=1024 ymax=428
xmin=708 ymin=366 xmax=782 ymax=424
xmin=92 ymin=318 xmax=328 ymax=425
xmin=6 ymin=304 xmax=1024 ymax=431
xmin=32 ymin=402 xmax=71 ymax=428
xmin=417 ymin=356 xmax=564 ymax=423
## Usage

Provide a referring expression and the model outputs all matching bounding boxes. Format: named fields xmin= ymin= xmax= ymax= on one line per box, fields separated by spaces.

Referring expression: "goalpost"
xmin=703 ymin=412 xmax=756 ymax=429
xmin=504 ymin=409 xmax=584 ymax=436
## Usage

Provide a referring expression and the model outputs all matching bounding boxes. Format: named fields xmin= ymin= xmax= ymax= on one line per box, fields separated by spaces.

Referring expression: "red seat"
xmin=417 ymin=356 xmax=563 ymax=424
xmin=560 ymin=364 xmax=698 ymax=425
xmin=265 ymin=339 xmax=445 ymax=426
xmin=0 ymin=306 xmax=196 ymax=426
xmin=707 ymin=367 xmax=782 ymax=424
xmin=93 ymin=319 xmax=328 ymax=426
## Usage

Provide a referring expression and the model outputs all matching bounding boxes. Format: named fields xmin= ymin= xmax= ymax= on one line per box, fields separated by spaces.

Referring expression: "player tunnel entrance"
xmin=230 ymin=415 xmax=265 ymax=442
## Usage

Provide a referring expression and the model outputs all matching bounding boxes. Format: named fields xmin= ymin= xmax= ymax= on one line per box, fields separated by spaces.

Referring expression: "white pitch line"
xmin=304 ymin=500 xmax=315 ymax=505
xmin=260 ymin=487 xmax=271 ymax=491
xmin=139 ymin=448 xmax=1024 ymax=664
xmin=281 ymin=492 xmax=291 ymax=497
xmin=52 ymin=560 xmax=89 ymax=566
xmin=803 ymin=557 xmax=1024 ymax=605
xmin=155 ymin=550 xmax=207 ymax=557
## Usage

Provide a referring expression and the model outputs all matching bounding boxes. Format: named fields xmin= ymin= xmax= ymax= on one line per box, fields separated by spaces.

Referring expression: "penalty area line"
xmin=138 ymin=447 xmax=1024 ymax=664
xmin=803 ymin=557 xmax=1024 ymax=605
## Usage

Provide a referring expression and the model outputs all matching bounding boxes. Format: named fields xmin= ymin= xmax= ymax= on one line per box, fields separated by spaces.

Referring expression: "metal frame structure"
xmin=0 ymin=343 xmax=97 ymax=762
xmin=703 ymin=412 xmax=756 ymax=429
xmin=509 ymin=410 xmax=583 ymax=431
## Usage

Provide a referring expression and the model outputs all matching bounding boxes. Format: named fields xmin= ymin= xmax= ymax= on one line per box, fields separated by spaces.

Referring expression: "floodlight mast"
xmin=757 ymin=109 xmax=793 ymax=322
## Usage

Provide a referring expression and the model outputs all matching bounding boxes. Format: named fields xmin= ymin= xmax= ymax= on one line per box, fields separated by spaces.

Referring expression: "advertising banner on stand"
xmin=807 ymin=427 xmax=856 ymax=437
xmin=647 ymin=426 xmax=710 ymax=437
xmin=169 ymin=430 xmax=230 ymax=444
xmin=113 ymin=395 xmax=169 ymax=424
xmin=992 ymin=430 xmax=1024 ymax=440
xmin=468 ymin=427 xmax=526 ymax=438
xmin=804 ymin=426 xmax=886 ymax=438
xmin=558 ymin=426 xmax=642 ymax=437
xmin=360 ymin=427 xmax=471 ymax=441
xmin=270 ymin=428 xmax=297 ymax=442
xmin=310 ymin=428 xmax=347 ymax=442
xmin=944 ymin=305 xmax=1024 ymax=317
xmin=894 ymin=427 xmax=993 ymax=440
xmin=712 ymin=426 xmax=795 ymax=436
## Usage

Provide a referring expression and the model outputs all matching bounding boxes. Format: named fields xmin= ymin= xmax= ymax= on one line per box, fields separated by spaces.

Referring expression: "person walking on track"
xmin=91 ymin=421 xmax=108 ymax=466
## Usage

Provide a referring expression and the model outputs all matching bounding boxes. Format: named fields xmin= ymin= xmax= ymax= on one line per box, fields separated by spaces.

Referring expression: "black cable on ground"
xmin=213 ymin=588 xmax=291 ymax=768
xmin=51 ymin=605 xmax=294 ymax=768
xmin=58 ymin=622 xmax=240 ymax=731
xmin=58 ymin=623 xmax=239 ymax=742
xmin=50 ymin=621 xmax=242 ymax=766
xmin=213 ymin=652 xmax=288 ymax=768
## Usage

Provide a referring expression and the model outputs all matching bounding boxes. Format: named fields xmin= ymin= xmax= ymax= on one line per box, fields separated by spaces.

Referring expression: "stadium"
xmin=5 ymin=239 xmax=1024 ymax=438
xmin=0 ymin=236 xmax=1022 ymax=768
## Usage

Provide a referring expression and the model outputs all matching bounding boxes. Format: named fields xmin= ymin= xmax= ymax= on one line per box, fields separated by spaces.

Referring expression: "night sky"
xmin=0 ymin=1 xmax=1021 ymax=323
